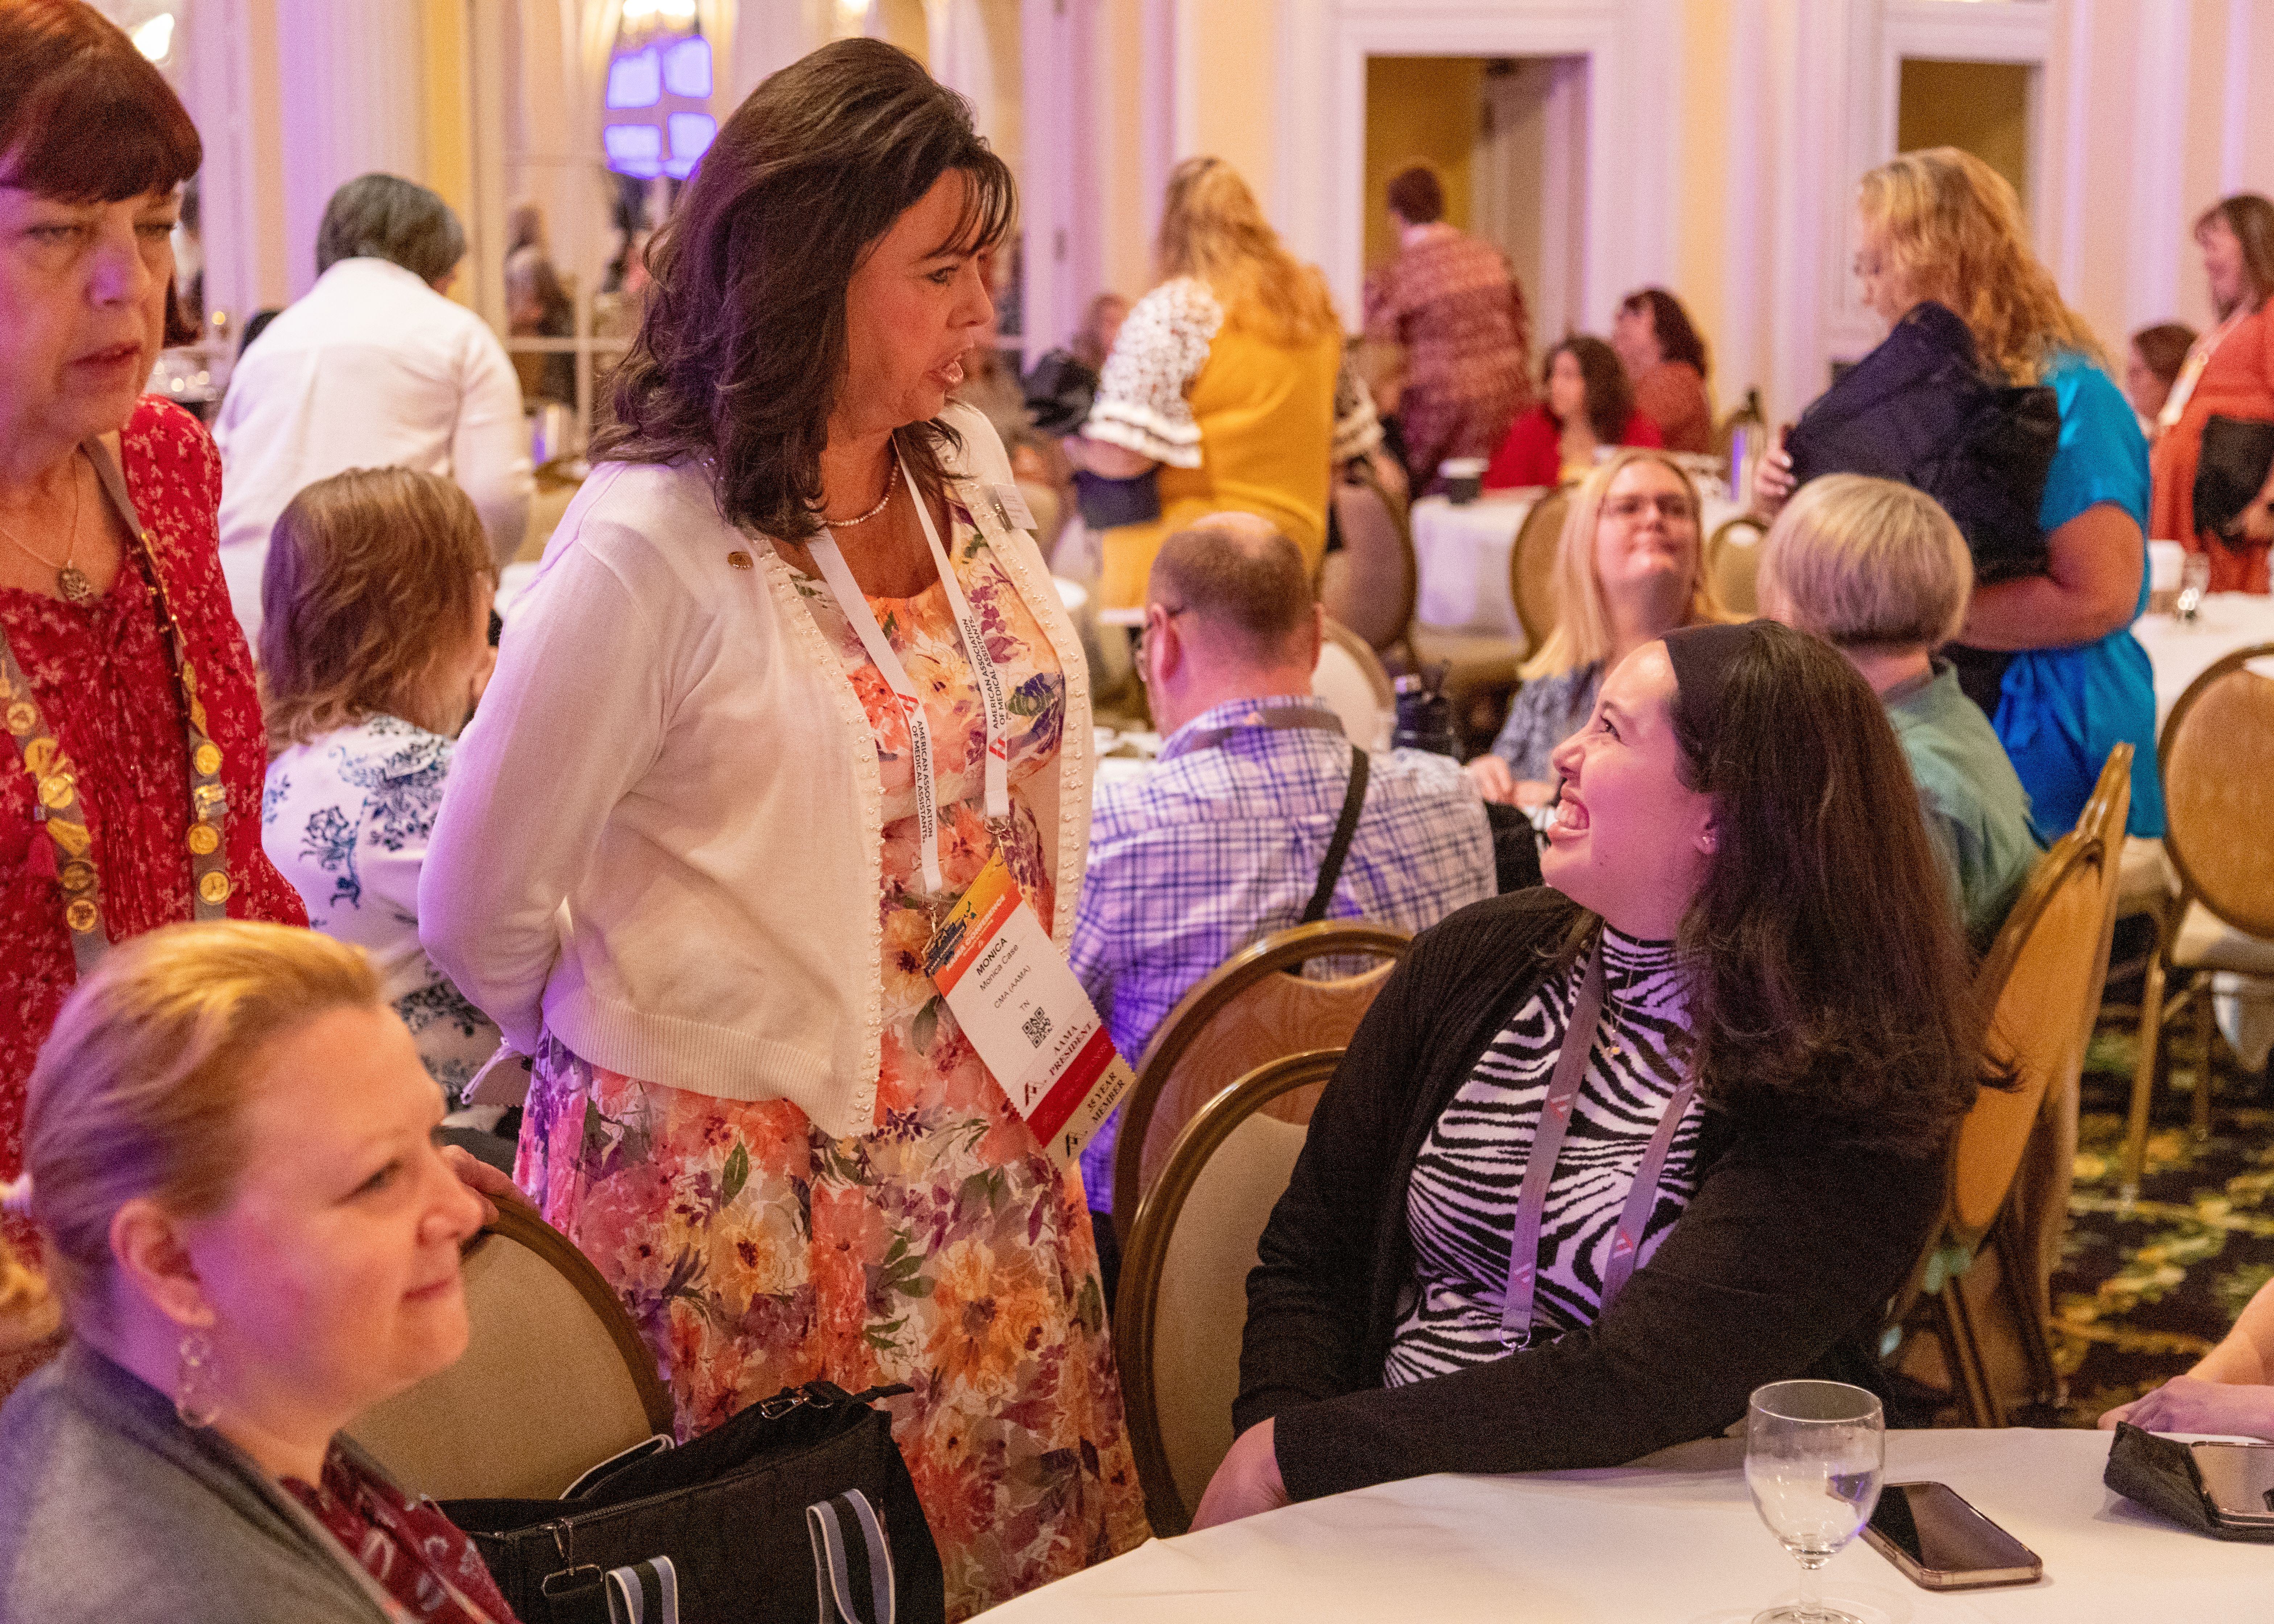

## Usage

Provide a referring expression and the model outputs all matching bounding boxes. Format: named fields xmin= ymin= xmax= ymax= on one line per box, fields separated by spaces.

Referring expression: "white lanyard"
xmin=2160 ymin=313 xmax=2243 ymax=432
xmin=807 ymin=455 xmax=1012 ymax=895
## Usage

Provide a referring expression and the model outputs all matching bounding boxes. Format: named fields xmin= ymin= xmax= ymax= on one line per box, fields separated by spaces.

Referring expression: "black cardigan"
xmin=1236 ymin=888 xmax=1947 ymax=1503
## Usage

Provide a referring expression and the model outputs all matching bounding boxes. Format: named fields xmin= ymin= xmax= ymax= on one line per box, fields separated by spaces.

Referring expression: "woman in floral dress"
xmin=424 ymin=43 xmax=1145 ymax=1617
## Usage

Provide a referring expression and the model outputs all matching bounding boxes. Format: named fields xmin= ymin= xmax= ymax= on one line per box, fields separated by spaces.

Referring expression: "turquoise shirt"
xmin=1992 ymin=353 xmax=2166 ymax=838
xmin=1886 ymin=662 xmax=2044 ymax=950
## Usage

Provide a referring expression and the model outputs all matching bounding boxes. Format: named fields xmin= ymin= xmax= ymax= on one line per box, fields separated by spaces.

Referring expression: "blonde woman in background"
xmin=259 ymin=469 xmax=501 ymax=1104
xmin=1756 ymin=148 xmax=2161 ymax=844
xmin=1465 ymin=449 xmax=1725 ymax=809
xmin=1070 ymin=156 xmax=1380 ymax=607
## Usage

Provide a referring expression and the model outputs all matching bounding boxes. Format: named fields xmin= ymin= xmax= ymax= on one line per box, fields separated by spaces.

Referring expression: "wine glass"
xmin=2177 ymin=551 xmax=2212 ymax=622
xmin=1745 ymin=1379 xmax=1884 ymax=1624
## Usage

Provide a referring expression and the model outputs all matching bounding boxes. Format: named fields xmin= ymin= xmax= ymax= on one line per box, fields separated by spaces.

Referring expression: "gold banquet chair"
xmin=1319 ymin=458 xmax=1420 ymax=664
xmin=1508 ymin=482 xmax=1573 ymax=658
xmin=1891 ymin=774 xmax=2121 ymax=1428
xmin=1706 ymin=514 xmax=1766 ymax=616
xmin=2120 ymin=644 xmax=2274 ymax=1194
xmin=1406 ymin=489 xmax=1563 ymax=756
xmin=1110 ymin=920 xmax=1410 ymax=1245
xmin=349 ymin=1201 xmax=677 ymax=1500
xmin=1116 ymin=1049 xmax=1341 ymax=1536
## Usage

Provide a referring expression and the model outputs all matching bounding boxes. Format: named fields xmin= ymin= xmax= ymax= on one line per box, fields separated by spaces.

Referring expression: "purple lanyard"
xmin=1499 ymin=946 xmax=1698 ymax=1351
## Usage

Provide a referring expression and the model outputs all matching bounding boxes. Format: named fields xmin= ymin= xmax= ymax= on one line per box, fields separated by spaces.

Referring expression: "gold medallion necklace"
xmin=0 ymin=451 xmax=94 ymax=604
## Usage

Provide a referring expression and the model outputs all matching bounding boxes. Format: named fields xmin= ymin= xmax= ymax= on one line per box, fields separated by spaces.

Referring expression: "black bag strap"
xmin=809 ymin=1488 xmax=897 ymax=1624
xmin=604 ymin=1557 xmax=680 ymax=1624
xmin=1301 ymin=746 xmax=1370 ymax=924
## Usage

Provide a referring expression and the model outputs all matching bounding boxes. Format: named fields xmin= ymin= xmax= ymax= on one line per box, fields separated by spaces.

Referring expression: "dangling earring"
xmin=175 ymin=1330 xmax=220 ymax=1428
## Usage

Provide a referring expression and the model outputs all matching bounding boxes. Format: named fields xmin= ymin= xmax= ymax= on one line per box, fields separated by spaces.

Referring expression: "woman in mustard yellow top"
xmin=1070 ymin=157 xmax=1378 ymax=608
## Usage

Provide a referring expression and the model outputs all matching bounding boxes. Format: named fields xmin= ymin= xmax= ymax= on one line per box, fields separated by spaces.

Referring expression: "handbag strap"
xmin=1301 ymin=746 xmax=1370 ymax=924
xmin=809 ymin=1489 xmax=896 ymax=1624
xmin=604 ymin=1557 xmax=679 ymax=1624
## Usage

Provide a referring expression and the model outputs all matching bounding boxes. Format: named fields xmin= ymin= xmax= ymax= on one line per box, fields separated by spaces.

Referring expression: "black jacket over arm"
xmin=1236 ymin=888 xmax=1947 ymax=1503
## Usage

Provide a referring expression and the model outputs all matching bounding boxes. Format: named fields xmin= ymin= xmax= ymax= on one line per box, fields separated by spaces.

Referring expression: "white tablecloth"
xmin=1412 ymin=492 xmax=1746 ymax=639
xmin=2127 ymin=592 xmax=2274 ymax=722
xmin=991 ymin=1430 xmax=2271 ymax=1622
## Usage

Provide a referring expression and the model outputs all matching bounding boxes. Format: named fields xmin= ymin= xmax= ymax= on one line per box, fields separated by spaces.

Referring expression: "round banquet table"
xmin=987 ymin=1429 xmax=2271 ymax=1622
xmin=1411 ymin=490 xmax=1746 ymax=639
xmin=2126 ymin=592 xmax=2274 ymax=722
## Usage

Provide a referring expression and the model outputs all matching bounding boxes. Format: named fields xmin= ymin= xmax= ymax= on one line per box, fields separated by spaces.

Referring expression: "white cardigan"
xmin=419 ymin=404 xmax=1094 ymax=1139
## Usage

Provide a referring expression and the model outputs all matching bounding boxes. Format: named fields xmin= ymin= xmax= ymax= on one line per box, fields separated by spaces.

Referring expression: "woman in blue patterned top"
xmin=1466 ymin=449 xmax=1727 ymax=808
xmin=258 ymin=469 xmax=501 ymax=1102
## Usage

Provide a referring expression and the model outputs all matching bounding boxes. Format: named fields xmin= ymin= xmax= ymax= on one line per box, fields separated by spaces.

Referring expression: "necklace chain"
xmin=820 ymin=459 xmax=900 ymax=529
xmin=0 ymin=451 xmax=91 ymax=603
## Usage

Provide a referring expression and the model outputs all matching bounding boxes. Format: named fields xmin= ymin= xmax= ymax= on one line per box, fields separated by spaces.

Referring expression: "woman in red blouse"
xmin=0 ymin=6 xmax=304 ymax=1226
xmin=1484 ymin=335 xmax=1663 ymax=490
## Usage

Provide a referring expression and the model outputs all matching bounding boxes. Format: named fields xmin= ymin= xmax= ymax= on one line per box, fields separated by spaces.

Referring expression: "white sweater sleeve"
xmin=1084 ymin=278 xmax=1222 ymax=467
xmin=420 ymin=535 xmax=669 ymax=1052
xmin=452 ymin=322 xmax=537 ymax=568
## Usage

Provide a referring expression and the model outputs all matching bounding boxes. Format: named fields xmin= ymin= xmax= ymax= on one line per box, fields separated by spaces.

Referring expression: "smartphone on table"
xmin=2190 ymin=1440 xmax=2274 ymax=1526
xmin=1861 ymin=1480 xmax=2042 ymax=1590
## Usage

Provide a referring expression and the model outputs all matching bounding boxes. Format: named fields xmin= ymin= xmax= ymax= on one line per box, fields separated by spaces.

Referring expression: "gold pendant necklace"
xmin=0 ymin=452 xmax=93 ymax=604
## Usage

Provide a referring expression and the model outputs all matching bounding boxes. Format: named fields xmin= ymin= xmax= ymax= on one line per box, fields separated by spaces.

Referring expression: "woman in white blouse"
xmin=419 ymin=43 xmax=1141 ymax=1616
xmin=257 ymin=468 xmax=500 ymax=1103
xmin=1069 ymin=157 xmax=1377 ymax=608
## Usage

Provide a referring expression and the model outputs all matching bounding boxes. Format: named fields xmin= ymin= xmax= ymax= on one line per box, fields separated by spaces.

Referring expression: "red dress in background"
xmin=1482 ymin=404 xmax=1665 ymax=489
xmin=2150 ymin=302 xmax=2274 ymax=593
xmin=0 ymin=398 xmax=305 ymax=1186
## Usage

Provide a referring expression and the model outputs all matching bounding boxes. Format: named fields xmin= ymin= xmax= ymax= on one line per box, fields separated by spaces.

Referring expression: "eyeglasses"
xmin=1602 ymin=495 xmax=1696 ymax=523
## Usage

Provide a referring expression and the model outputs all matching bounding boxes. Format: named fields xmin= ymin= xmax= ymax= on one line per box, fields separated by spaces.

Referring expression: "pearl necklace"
xmin=820 ymin=460 xmax=900 ymax=529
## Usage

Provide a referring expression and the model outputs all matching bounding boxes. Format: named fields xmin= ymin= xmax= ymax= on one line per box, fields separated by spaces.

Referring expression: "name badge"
xmin=964 ymin=481 xmax=1037 ymax=540
xmin=923 ymin=851 xmax=1133 ymax=1168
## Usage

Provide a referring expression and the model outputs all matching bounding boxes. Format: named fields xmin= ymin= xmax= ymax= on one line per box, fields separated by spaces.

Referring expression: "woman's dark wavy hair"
xmin=1545 ymin=335 xmax=1636 ymax=445
xmin=1620 ymin=287 xmax=1710 ymax=379
xmin=1666 ymin=622 xmax=1984 ymax=1156
xmin=595 ymin=39 xmax=1013 ymax=540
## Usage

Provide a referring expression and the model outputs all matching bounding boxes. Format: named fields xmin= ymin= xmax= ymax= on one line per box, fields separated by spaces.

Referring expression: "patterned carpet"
xmin=2046 ymin=1023 xmax=2274 ymax=1427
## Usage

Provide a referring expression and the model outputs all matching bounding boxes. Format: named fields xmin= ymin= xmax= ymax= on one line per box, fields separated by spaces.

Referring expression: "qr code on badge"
xmin=1021 ymin=1007 xmax=1053 ymax=1048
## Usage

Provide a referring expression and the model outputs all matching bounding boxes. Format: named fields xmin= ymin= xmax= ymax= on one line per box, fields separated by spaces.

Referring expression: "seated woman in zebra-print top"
xmin=1194 ymin=620 xmax=1989 ymax=1527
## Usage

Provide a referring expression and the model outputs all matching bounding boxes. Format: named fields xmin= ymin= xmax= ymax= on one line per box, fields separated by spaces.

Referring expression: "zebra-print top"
xmin=1385 ymin=927 xmax=1700 ymax=1385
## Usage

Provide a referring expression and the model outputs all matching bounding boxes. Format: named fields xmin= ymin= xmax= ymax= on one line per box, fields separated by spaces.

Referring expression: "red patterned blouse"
xmin=0 ymin=398 xmax=305 ymax=1186
xmin=285 ymin=1445 xmax=521 ymax=1623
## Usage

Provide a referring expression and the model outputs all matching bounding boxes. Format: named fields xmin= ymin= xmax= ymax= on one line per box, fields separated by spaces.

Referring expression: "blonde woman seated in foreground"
xmin=2102 ymin=1275 xmax=2274 ymax=1439
xmin=1756 ymin=474 xmax=2041 ymax=951
xmin=0 ymin=923 xmax=522 ymax=1624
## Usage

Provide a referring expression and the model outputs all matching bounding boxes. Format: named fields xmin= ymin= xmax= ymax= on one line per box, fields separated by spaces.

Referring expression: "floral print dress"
xmin=516 ymin=516 xmax=1147 ymax=1619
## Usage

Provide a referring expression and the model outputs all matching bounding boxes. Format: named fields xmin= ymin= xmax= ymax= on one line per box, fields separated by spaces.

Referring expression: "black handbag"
xmin=1786 ymin=301 xmax=2062 ymax=584
xmin=2192 ymin=414 xmax=2274 ymax=541
xmin=1021 ymin=348 xmax=1098 ymax=437
xmin=444 ymin=1382 xmax=945 ymax=1624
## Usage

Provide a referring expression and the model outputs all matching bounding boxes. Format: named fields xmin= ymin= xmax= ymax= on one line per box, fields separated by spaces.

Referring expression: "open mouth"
xmin=929 ymin=356 xmax=965 ymax=390
xmin=1549 ymin=790 xmax=1589 ymax=836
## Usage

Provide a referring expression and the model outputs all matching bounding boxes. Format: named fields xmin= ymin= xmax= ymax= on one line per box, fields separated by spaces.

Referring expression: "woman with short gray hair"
xmin=211 ymin=173 xmax=531 ymax=645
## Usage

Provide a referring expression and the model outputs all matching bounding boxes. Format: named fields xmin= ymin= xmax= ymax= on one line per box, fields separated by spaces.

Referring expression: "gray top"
xmin=1883 ymin=660 xmax=2042 ymax=950
xmin=0 ymin=1344 xmax=405 ymax=1624
xmin=1488 ymin=661 xmax=1605 ymax=782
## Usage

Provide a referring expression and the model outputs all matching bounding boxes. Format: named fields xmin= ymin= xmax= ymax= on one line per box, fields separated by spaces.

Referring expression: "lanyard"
xmin=807 ymin=453 xmax=1011 ymax=896
xmin=1163 ymin=701 xmax=1345 ymax=759
xmin=2159 ymin=312 xmax=2243 ymax=432
xmin=0 ymin=439 xmax=230 ymax=977
xmin=1499 ymin=945 xmax=1698 ymax=1351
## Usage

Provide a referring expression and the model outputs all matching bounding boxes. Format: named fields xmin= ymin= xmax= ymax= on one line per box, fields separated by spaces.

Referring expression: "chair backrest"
xmin=1116 ymin=1048 xmax=1340 ymax=1535
xmin=2159 ymin=642 xmax=2274 ymax=939
xmin=1707 ymin=515 xmax=1765 ymax=615
xmin=1112 ymin=919 xmax=1409 ymax=1242
xmin=348 ymin=1202 xmax=676 ymax=1500
xmin=1318 ymin=461 xmax=1418 ymax=656
xmin=1509 ymin=485 xmax=1572 ymax=653
xmin=1946 ymin=815 xmax=2114 ymax=1257
xmin=2009 ymin=744 xmax=2132 ymax=1312
xmin=1313 ymin=618 xmax=1395 ymax=751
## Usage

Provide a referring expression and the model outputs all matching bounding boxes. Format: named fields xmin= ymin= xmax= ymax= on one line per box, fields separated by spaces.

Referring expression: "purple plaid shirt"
xmin=1070 ymin=695 xmax=1496 ymax=1209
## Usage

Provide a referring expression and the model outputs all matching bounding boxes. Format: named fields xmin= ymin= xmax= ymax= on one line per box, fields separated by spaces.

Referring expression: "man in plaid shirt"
xmin=1071 ymin=517 xmax=1496 ymax=1226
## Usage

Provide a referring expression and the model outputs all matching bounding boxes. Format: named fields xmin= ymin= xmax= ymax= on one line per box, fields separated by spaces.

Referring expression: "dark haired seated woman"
xmin=1613 ymin=287 xmax=1714 ymax=455
xmin=1193 ymin=620 xmax=1983 ymax=1526
xmin=1484 ymin=335 xmax=1663 ymax=490
xmin=421 ymin=39 xmax=1140 ymax=1614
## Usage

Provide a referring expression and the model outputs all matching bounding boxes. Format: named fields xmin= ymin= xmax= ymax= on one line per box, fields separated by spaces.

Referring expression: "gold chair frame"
xmin=2119 ymin=643 xmax=2274 ymax=1195
xmin=1706 ymin=514 xmax=1766 ymax=615
xmin=1115 ymin=1048 xmax=1345 ymax=1536
xmin=1891 ymin=754 xmax=2124 ymax=1427
xmin=1111 ymin=919 xmax=1410 ymax=1243
xmin=1508 ymin=484 xmax=1573 ymax=655
xmin=1320 ymin=456 xmax=1422 ymax=670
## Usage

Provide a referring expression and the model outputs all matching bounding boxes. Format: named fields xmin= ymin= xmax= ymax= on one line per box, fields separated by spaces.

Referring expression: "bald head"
xmin=1148 ymin=514 xmax=1315 ymax=665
